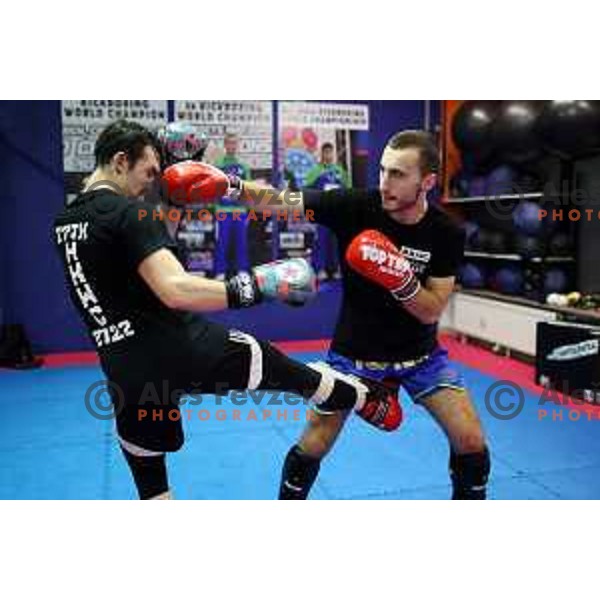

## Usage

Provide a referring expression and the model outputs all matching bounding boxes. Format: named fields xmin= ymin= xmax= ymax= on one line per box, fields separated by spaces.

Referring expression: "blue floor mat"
xmin=2 ymin=350 xmax=600 ymax=499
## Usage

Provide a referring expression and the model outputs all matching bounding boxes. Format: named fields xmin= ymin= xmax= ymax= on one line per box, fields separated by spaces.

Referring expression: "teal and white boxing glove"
xmin=226 ymin=258 xmax=317 ymax=308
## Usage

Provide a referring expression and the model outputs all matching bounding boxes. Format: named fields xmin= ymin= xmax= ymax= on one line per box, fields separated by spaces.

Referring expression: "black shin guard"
xmin=258 ymin=344 xmax=357 ymax=411
xmin=279 ymin=445 xmax=321 ymax=500
xmin=121 ymin=446 xmax=169 ymax=500
xmin=317 ymin=379 xmax=359 ymax=412
xmin=450 ymin=447 xmax=491 ymax=500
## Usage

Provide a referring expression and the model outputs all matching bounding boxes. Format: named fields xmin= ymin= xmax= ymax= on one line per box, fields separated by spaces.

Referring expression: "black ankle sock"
xmin=450 ymin=447 xmax=490 ymax=500
xmin=279 ymin=445 xmax=321 ymax=500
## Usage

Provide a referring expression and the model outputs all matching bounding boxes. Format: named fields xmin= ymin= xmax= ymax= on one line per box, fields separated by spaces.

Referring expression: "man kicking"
xmin=228 ymin=129 xmax=490 ymax=500
xmin=53 ymin=120 xmax=401 ymax=500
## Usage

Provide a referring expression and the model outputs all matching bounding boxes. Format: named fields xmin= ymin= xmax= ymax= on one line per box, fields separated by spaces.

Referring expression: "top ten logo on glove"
xmin=353 ymin=231 xmax=413 ymax=277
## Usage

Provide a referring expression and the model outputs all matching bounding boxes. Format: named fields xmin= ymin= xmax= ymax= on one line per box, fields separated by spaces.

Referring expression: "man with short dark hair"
xmin=53 ymin=119 xmax=401 ymax=500
xmin=229 ymin=129 xmax=491 ymax=500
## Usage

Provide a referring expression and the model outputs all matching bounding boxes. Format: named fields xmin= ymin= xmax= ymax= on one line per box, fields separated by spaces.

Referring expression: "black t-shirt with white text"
xmin=53 ymin=190 xmax=228 ymax=391
xmin=304 ymin=189 xmax=465 ymax=361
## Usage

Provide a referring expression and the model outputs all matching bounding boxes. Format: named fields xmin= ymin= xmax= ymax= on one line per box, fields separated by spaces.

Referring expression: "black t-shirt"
xmin=304 ymin=188 xmax=465 ymax=361
xmin=53 ymin=190 xmax=228 ymax=390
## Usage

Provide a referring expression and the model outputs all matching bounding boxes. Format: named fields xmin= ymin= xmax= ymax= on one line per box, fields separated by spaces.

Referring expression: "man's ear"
xmin=422 ymin=173 xmax=437 ymax=193
xmin=112 ymin=151 xmax=129 ymax=175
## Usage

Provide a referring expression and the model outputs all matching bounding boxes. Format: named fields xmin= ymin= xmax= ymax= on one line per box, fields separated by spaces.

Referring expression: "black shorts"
xmin=112 ymin=330 xmax=319 ymax=453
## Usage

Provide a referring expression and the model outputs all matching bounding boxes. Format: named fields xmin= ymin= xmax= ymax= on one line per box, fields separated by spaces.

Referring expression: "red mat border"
xmin=33 ymin=334 xmax=600 ymax=416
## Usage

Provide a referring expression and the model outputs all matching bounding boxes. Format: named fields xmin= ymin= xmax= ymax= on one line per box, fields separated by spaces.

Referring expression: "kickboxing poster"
xmin=276 ymin=102 xmax=369 ymax=266
xmin=61 ymin=100 xmax=169 ymax=200
xmin=174 ymin=101 xmax=275 ymax=275
xmin=174 ymin=101 xmax=273 ymax=174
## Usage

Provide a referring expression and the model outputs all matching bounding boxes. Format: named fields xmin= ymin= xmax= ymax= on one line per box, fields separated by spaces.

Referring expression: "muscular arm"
xmin=138 ymin=248 xmax=229 ymax=312
xmin=402 ymin=276 xmax=455 ymax=325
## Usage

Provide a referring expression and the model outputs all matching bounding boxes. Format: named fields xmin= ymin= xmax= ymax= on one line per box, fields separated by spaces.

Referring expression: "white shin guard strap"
xmin=306 ymin=361 xmax=367 ymax=410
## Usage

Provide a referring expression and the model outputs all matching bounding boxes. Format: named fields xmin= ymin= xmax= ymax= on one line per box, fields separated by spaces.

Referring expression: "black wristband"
xmin=225 ymin=272 xmax=262 ymax=308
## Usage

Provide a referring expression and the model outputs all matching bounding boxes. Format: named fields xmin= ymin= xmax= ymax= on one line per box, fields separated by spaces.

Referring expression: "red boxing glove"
xmin=161 ymin=161 xmax=229 ymax=205
xmin=345 ymin=229 xmax=421 ymax=302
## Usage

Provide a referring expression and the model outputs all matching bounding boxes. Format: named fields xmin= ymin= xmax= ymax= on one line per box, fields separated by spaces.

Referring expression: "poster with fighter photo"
xmin=276 ymin=102 xmax=369 ymax=278
xmin=174 ymin=101 xmax=275 ymax=275
xmin=61 ymin=100 xmax=169 ymax=202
